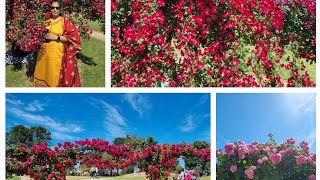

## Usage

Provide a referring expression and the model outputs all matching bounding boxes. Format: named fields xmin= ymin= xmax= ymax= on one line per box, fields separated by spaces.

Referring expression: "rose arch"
xmin=6 ymin=139 xmax=211 ymax=180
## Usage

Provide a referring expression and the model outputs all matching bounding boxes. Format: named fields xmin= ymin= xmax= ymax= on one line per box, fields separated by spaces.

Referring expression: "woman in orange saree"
xmin=33 ymin=0 xmax=81 ymax=87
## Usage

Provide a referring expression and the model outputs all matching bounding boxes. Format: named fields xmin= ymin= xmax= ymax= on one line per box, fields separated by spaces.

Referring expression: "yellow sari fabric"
xmin=33 ymin=18 xmax=64 ymax=87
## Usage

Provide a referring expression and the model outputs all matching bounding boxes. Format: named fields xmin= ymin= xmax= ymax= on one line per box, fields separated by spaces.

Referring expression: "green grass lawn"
xmin=6 ymin=38 xmax=105 ymax=87
xmin=238 ymin=45 xmax=316 ymax=85
xmin=77 ymin=38 xmax=105 ymax=87
xmin=87 ymin=20 xmax=104 ymax=32
xmin=278 ymin=47 xmax=316 ymax=83
xmin=6 ymin=177 xmax=20 ymax=180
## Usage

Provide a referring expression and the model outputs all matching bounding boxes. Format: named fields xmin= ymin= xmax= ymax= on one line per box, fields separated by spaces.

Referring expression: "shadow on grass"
xmin=6 ymin=51 xmax=37 ymax=78
xmin=7 ymin=64 xmax=35 ymax=78
xmin=76 ymin=52 xmax=97 ymax=66
xmin=8 ymin=64 xmax=23 ymax=71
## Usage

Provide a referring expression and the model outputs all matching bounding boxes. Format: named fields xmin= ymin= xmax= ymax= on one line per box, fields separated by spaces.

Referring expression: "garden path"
xmin=90 ymin=30 xmax=105 ymax=42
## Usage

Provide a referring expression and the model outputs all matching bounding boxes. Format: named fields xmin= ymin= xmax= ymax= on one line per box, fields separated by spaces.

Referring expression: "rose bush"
xmin=111 ymin=0 xmax=315 ymax=87
xmin=6 ymin=0 xmax=105 ymax=52
xmin=216 ymin=135 xmax=316 ymax=179
xmin=6 ymin=139 xmax=210 ymax=180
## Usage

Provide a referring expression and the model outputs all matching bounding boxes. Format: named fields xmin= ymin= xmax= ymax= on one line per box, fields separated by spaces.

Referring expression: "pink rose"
xmin=270 ymin=153 xmax=282 ymax=164
xmin=286 ymin=138 xmax=296 ymax=144
xmin=296 ymin=155 xmax=306 ymax=165
xmin=262 ymin=157 xmax=268 ymax=161
xmin=230 ymin=165 xmax=237 ymax=173
xmin=257 ymin=159 xmax=263 ymax=165
xmin=245 ymin=168 xmax=254 ymax=179
xmin=309 ymin=174 xmax=316 ymax=180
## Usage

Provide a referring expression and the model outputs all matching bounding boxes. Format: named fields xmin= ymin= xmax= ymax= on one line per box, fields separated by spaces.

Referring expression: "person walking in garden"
xmin=179 ymin=169 xmax=185 ymax=180
xmin=185 ymin=170 xmax=191 ymax=180
xmin=33 ymin=0 xmax=81 ymax=87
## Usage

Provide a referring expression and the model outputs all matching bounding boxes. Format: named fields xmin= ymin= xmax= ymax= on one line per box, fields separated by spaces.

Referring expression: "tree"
xmin=30 ymin=126 xmax=51 ymax=146
xmin=124 ymin=134 xmax=158 ymax=150
xmin=6 ymin=125 xmax=33 ymax=147
xmin=175 ymin=164 xmax=183 ymax=173
xmin=184 ymin=141 xmax=210 ymax=176
xmin=113 ymin=137 xmax=126 ymax=146
xmin=6 ymin=125 xmax=51 ymax=147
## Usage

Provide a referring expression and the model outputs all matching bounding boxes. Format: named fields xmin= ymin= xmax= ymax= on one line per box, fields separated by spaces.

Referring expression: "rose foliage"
xmin=111 ymin=0 xmax=315 ymax=87
xmin=216 ymin=136 xmax=316 ymax=179
xmin=6 ymin=0 xmax=105 ymax=52
xmin=6 ymin=139 xmax=210 ymax=180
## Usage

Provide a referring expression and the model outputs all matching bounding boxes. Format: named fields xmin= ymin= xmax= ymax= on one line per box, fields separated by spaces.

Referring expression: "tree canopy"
xmin=6 ymin=125 xmax=51 ymax=148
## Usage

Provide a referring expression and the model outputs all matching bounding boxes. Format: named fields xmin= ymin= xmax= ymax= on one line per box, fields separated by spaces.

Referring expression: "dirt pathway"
xmin=90 ymin=30 xmax=105 ymax=42
xmin=19 ymin=175 xmax=31 ymax=180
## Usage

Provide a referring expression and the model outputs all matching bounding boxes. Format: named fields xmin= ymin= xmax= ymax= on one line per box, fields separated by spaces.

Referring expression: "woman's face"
xmin=51 ymin=2 xmax=60 ymax=18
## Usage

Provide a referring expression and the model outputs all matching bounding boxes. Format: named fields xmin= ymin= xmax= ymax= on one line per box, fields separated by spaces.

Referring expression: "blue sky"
xmin=6 ymin=93 xmax=210 ymax=147
xmin=217 ymin=93 xmax=316 ymax=153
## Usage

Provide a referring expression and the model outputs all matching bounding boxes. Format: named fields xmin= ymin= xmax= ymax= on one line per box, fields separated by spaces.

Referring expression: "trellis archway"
xmin=6 ymin=139 xmax=210 ymax=180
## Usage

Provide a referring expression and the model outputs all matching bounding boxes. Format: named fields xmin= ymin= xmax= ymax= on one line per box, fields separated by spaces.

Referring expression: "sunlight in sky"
xmin=217 ymin=93 xmax=316 ymax=152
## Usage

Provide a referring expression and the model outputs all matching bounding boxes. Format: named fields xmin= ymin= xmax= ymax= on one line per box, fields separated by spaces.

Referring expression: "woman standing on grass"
xmin=33 ymin=0 xmax=81 ymax=87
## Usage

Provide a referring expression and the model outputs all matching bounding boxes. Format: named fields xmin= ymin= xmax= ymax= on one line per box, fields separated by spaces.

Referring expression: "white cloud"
xmin=179 ymin=113 xmax=210 ymax=133
xmin=7 ymin=98 xmax=82 ymax=143
xmin=51 ymin=132 xmax=77 ymax=141
xmin=105 ymin=123 xmax=126 ymax=138
xmin=276 ymin=94 xmax=316 ymax=127
xmin=100 ymin=101 xmax=127 ymax=126
xmin=180 ymin=114 xmax=195 ymax=132
xmin=6 ymin=98 xmax=24 ymax=106
xmin=306 ymin=129 xmax=316 ymax=151
xmin=195 ymin=94 xmax=210 ymax=108
xmin=280 ymin=94 xmax=315 ymax=115
xmin=7 ymin=97 xmax=47 ymax=112
xmin=7 ymin=107 xmax=82 ymax=133
xmin=88 ymin=98 xmax=129 ymax=138
xmin=24 ymin=100 xmax=46 ymax=112
xmin=123 ymin=94 xmax=152 ymax=117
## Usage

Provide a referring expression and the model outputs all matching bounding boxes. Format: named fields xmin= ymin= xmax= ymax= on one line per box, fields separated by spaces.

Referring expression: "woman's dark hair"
xmin=51 ymin=0 xmax=63 ymax=16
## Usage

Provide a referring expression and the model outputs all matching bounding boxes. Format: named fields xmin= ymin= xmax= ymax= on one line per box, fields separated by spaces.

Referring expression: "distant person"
xmin=191 ymin=169 xmax=196 ymax=180
xmin=180 ymin=169 xmax=185 ymax=180
xmin=185 ymin=170 xmax=191 ymax=180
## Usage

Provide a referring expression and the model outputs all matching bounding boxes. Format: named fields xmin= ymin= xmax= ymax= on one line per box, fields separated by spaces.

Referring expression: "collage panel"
xmin=5 ymin=93 xmax=211 ymax=180
xmin=216 ymin=93 xmax=316 ymax=179
xmin=5 ymin=0 xmax=105 ymax=87
xmin=111 ymin=1 xmax=316 ymax=87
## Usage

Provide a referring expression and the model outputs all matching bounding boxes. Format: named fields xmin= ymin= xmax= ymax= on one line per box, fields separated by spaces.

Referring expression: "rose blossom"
xmin=230 ymin=165 xmax=237 ymax=173
xmin=270 ymin=153 xmax=282 ymax=164
xmin=286 ymin=138 xmax=296 ymax=144
xmin=244 ymin=168 xmax=255 ymax=179
xmin=296 ymin=155 xmax=306 ymax=165
xmin=309 ymin=174 xmax=316 ymax=180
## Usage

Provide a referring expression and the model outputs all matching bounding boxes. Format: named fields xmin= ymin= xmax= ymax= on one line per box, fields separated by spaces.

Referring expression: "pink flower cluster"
xmin=217 ymin=137 xmax=316 ymax=179
xmin=244 ymin=166 xmax=256 ymax=179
